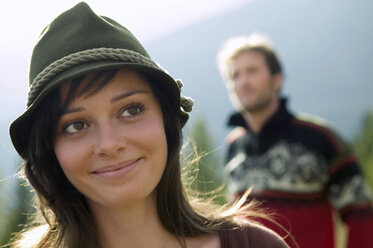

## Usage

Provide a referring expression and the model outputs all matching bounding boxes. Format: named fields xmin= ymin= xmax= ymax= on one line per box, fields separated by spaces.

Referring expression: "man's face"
xmin=230 ymin=50 xmax=280 ymax=113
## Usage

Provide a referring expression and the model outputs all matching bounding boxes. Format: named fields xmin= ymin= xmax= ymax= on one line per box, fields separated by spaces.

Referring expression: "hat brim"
xmin=9 ymin=61 xmax=183 ymax=158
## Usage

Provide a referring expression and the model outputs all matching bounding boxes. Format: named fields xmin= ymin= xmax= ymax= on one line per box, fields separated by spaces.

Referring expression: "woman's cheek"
xmin=54 ymin=136 xmax=91 ymax=172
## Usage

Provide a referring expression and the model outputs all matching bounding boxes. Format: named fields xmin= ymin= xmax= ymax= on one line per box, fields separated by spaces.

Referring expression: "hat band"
xmin=27 ymin=48 xmax=161 ymax=107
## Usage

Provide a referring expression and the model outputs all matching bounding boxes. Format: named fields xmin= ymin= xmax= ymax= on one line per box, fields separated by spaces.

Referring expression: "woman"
xmin=8 ymin=2 xmax=289 ymax=248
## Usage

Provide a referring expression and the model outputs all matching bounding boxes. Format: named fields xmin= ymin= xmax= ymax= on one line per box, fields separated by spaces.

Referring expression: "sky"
xmin=0 ymin=0 xmax=250 ymax=174
xmin=1 ymin=0 xmax=251 ymax=45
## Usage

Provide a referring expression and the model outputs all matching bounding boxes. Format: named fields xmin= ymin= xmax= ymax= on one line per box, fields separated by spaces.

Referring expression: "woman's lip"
xmin=92 ymin=159 xmax=140 ymax=176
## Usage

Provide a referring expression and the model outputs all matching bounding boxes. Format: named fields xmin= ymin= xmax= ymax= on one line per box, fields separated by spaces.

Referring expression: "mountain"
xmin=145 ymin=0 xmax=373 ymax=147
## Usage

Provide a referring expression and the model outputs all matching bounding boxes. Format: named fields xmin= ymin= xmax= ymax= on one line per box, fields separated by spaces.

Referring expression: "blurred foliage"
xmin=352 ymin=110 xmax=373 ymax=191
xmin=0 ymin=176 xmax=33 ymax=248
xmin=183 ymin=115 xmax=227 ymax=205
xmin=334 ymin=110 xmax=373 ymax=248
xmin=0 ymin=178 xmax=5 ymax=244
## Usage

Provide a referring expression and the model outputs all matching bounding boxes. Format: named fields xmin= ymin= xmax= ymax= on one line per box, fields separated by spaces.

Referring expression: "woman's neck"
xmin=90 ymin=194 xmax=177 ymax=248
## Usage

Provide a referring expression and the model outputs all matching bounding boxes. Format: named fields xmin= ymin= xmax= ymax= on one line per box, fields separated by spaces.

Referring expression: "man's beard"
xmin=243 ymin=95 xmax=272 ymax=114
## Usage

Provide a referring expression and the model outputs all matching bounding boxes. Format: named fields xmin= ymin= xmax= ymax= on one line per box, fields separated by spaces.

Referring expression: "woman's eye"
xmin=64 ymin=121 xmax=87 ymax=134
xmin=121 ymin=104 xmax=144 ymax=118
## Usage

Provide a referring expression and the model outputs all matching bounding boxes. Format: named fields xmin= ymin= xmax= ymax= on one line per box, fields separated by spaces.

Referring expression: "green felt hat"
xmin=9 ymin=2 xmax=193 ymax=158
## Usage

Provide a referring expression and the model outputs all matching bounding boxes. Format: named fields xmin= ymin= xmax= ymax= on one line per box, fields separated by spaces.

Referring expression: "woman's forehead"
xmin=58 ymin=69 xmax=153 ymax=106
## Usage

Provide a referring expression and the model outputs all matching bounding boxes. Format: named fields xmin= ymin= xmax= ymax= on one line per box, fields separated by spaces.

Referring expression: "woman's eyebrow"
xmin=62 ymin=107 xmax=85 ymax=115
xmin=61 ymin=90 xmax=149 ymax=115
xmin=111 ymin=90 xmax=149 ymax=103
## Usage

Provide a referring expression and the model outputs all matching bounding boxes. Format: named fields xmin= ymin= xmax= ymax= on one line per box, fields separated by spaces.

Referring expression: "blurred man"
xmin=217 ymin=33 xmax=373 ymax=248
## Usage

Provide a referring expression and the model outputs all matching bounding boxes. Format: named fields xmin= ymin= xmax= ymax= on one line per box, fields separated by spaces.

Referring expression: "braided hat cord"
xmin=27 ymin=48 xmax=159 ymax=106
xmin=27 ymin=47 xmax=194 ymax=113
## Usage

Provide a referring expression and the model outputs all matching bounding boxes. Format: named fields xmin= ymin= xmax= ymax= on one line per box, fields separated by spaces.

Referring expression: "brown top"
xmin=218 ymin=223 xmax=289 ymax=248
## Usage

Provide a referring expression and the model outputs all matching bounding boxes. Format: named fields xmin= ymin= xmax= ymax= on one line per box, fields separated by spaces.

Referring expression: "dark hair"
xmin=247 ymin=46 xmax=282 ymax=75
xmin=17 ymin=69 xmax=235 ymax=248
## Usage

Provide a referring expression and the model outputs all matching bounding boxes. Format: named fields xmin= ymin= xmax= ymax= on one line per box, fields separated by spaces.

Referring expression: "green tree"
xmin=183 ymin=115 xmax=227 ymax=205
xmin=0 ymin=175 xmax=5 ymax=244
xmin=352 ymin=110 xmax=373 ymax=191
xmin=0 ymin=176 xmax=33 ymax=247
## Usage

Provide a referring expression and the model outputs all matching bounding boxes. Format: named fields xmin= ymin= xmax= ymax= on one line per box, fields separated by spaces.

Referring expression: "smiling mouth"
xmin=92 ymin=158 xmax=141 ymax=178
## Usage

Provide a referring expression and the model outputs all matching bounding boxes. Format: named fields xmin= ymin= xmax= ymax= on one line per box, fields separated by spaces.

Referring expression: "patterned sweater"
xmin=225 ymin=98 xmax=373 ymax=248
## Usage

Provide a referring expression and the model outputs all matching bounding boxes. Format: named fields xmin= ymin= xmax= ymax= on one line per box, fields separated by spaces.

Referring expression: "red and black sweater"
xmin=225 ymin=98 xmax=373 ymax=248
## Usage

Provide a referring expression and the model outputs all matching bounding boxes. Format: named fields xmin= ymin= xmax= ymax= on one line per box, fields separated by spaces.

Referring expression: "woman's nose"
xmin=94 ymin=122 xmax=126 ymax=157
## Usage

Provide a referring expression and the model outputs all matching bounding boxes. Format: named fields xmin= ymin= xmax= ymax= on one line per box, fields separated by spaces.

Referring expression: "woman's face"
xmin=54 ymin=69 xmax=168 ymax=210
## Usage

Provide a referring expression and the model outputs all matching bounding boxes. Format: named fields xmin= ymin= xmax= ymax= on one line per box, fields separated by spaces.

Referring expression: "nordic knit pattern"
xmin=225 ymin=99 xmax=373 ymax=248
